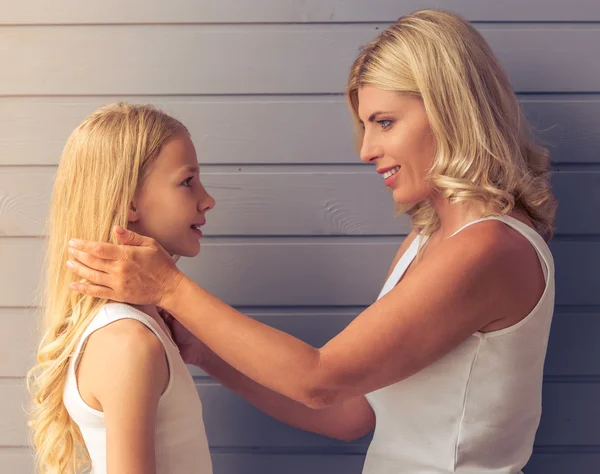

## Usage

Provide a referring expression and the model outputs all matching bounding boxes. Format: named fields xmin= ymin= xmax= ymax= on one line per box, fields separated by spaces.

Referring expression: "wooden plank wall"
xmin=1 ymin=1 xmax=599 ymax=472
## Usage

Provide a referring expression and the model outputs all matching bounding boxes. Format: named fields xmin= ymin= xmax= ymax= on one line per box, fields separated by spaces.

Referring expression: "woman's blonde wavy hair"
xmin=26 ymin=102 xmax=188 ymax=474
xmin=347 ymin=9 xmax=557 ymax=240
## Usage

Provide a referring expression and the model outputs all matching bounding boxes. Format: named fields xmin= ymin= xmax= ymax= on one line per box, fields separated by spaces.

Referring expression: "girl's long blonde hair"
xmin=26 ymin=103 xmax=188 ymax=473
xmin=346 ymin=9 xmax=557 ymax=239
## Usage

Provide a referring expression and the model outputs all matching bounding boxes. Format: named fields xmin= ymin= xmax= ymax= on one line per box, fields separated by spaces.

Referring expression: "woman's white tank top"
xmin=362 ymin=215 xmax=555 ymax=474
xmin=63 ymin=302 xmax=213 ymax=474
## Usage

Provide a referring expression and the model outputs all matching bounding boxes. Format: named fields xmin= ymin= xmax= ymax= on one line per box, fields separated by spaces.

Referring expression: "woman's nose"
xmin=360 ymin=134 xmax=383 ymax=163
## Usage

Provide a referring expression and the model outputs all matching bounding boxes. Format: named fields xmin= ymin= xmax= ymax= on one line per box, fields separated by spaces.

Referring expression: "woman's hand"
xmin=159 ymin=309 xmax=209 ymax=367
xmin=66 ymin=226 xmax=184 ymax=308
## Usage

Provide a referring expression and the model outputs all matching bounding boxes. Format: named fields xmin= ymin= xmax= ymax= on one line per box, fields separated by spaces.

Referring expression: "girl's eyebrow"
xmin=178 ymin=164 xmax=200 ymax=174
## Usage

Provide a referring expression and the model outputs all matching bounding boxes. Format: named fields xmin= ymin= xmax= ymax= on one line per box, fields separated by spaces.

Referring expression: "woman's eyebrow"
xmin=359 ymin=111 xmax=394 ymax=124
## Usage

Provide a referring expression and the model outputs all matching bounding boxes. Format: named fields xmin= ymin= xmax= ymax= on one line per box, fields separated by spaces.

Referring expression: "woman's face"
xmin=357 ymin=86 xmax=436 ymax=205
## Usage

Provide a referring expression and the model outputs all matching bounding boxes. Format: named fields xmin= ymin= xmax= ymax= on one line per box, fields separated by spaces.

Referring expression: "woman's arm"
xmin=164 ymin=314 xmax=374 ymax=441
xmin=67 ymin=222 xmax=540 ymax=408
xmin=84 ymin=319 xmax=168 ymax=474
xmin=202 ymin=346 xmax=374 ymax=442
xmin=159 ymin=223 xmax=520 ymax=407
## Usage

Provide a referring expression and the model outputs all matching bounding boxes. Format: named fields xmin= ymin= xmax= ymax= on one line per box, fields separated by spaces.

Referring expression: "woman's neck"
xmin=431 ymin=194 xmax=487 ymax=239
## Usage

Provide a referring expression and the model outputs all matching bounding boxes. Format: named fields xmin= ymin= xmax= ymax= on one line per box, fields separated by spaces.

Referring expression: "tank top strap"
xmin=448 ymin=214 xmax=554 ymax=277
xmin=102 ymin=303 xmax=179 ymax=351
xmin=377 ymin=234 xmax=428 ymax=300
xmin=72 ymin=303 xmax=179 ymax=372
xmin=447 ymin=216 xmax=495 ymax=238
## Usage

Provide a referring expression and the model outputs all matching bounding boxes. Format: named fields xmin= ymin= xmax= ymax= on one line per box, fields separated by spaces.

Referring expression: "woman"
xmin=66 ymin=10 xmax=557 ymax=473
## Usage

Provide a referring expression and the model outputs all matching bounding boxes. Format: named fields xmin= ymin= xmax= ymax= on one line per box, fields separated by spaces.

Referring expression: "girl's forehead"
xmin=153 ymin=135 xmax=199 ymax=172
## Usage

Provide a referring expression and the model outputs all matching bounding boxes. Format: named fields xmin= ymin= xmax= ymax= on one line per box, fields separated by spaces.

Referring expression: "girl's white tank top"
xmin=362 ymin=215 xmax=555 ymax=474
xmin=63 ymin=302 xmax=213 ymax=474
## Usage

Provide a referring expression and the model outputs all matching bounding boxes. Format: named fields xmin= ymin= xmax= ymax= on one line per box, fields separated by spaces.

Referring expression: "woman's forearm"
xmin=198 ymin=345 xmax=372 ymax=442
xmin=164 ymin=275 xmax=328 ymax=407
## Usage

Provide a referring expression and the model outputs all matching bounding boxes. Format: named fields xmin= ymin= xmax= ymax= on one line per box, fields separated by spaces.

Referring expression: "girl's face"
xmin=357 ymin=86 xmax=436 ymax=205
xmin=129 ymin=133 xmax=215 ymax=257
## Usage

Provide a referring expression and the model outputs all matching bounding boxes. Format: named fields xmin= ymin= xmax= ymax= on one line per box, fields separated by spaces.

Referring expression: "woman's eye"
xmin=182 ymin=176 xmax=194 ymax=187
xmin=378 ymin=120 xmax=393 ymax=130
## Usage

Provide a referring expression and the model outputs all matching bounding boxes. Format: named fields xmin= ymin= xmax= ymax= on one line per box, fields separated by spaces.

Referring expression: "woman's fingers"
xmin=68 ymin=238 xmax=124 ymax=261
xmin=70 ymin=281 xmax=119 ymax=301
xmin=113 ymin=226 xmax=156 ymax=247
xmin=66 ymin=258 xmax=112 ymax=288
xmin=66 ymin=228 xmax=178 ymax=306
xmin=68 ymin=247 xmax=111 ymax=273
xmin=67 ymin=228 xmax=158 ymax=268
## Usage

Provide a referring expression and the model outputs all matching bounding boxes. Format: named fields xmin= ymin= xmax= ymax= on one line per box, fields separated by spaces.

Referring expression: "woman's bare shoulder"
xmin=432 ymin=219 xmax=546 ymax=331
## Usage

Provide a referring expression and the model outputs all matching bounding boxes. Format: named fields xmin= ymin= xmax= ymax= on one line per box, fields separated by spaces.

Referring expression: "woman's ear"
xmin=128 ymin=201 xmax=140 ymax=223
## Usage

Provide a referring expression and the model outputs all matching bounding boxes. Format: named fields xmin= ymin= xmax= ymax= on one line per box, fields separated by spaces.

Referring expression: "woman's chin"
xmin=392 ymin=187 xmax=429 ymax=206
xmin=392 ymin=190 xmax=417 ymax=206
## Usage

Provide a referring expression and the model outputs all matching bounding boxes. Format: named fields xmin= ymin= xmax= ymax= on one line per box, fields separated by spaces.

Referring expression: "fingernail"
xmin=69 ymin=239 xmax=81 ymax=248
xmin=68 ymin=248 xmax=75 ymax=256
xmin=115 ymin=226 xmax=126 ymax=235
xmin=70 ymin=283 xmax=78 ymax=290
xmin=66 ymin=260 xmax=74 ymax=269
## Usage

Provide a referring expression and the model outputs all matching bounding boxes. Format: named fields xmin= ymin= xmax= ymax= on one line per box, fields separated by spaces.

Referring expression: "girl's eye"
xmin=378 ymin=120 xmax=394 ymax=130
xmin=182 ymin=176 xmax=194 ymax=187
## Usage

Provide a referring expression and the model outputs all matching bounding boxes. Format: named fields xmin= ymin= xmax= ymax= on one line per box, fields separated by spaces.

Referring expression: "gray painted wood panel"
xmin=5 ymin=0 xmax=600 ymax=24
xmin=3 ymin=380 xmax=599 ymax=447
xmin=552 ymin=241 xmax=600 ymax=306
xmin=0 ymin=449 xmax=33 ymax=474
xmin=552 ymin=172 xmax=600 ymax=235
xmin=218 ymin=452 xmax=600 ymax=474
xmin=0 ymin=96 xmax=358 ymax=166
xmin=3 ymin=307 xmax=598 ymax=379
xmin=1 ymin=96 xmax=598 ymax=166
xmin=185 ymin=310 xmax=600 ymax=380
xmin=2 ymin=448 xmax=599 ymax=474
xmin=2 ymin=2 xmax=599 ymax=472
xmin=526 ymin=453 xmax=600 ymax=474
xmin=3 ymin=168 xmax=597 ymax=237
xmin=0 ymin=382 xmax=28 ymax=447
xmin=544 ymin=312 xmax=600 ymax=377
xmin=0 ymin=167 xmax=405 ymax=237
xmin=219 ymin=452 xmax=600 ymax=474
xmin=0 ymin=308 xmax=38 ymax=378
xmin=2 ymin=238 xmax=598 ymax=307
xmin=0 ymin=237 xmax=398 ymax=307
xmin=3 ymin=25 xmax=600 ymax=95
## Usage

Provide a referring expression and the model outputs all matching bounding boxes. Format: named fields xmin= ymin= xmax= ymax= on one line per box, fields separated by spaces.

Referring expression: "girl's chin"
xmin=163 ymin=241 xmax=200 ymax=259
xmin=176 ymin=243 xmax=201 ymax=259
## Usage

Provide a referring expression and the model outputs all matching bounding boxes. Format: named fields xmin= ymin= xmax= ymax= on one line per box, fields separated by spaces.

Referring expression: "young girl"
xmin=26 ymin=103 xmax=215 ymax=474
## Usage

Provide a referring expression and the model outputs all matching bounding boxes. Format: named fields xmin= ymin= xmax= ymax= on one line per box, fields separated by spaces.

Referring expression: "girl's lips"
xmin=190 ymin=224 xmax=204 ymax=236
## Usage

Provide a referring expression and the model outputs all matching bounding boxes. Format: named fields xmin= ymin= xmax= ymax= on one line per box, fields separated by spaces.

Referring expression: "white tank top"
xmin=362 ymin=215 xmax=555 ymax=474
xmin=63 ymin=302 xmax=213 ymax=474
